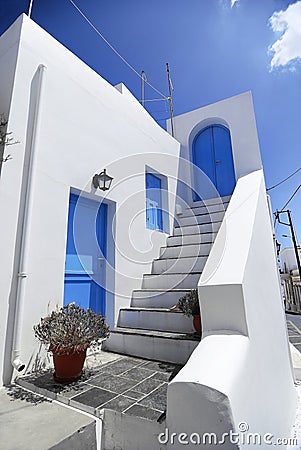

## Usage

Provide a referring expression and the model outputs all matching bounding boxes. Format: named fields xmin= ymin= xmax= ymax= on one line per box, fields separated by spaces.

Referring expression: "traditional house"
xmin=0 ymin=14 xmax=297 ymax=449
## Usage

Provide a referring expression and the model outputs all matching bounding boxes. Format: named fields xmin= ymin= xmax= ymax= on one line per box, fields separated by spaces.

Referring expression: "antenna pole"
xmin=28 ymin=0 xmax=34 ymax=18
xmin=166 ymin=63 xmax=175 ymax=137
xmin=141 ymin=70 xmax=146 ymax=107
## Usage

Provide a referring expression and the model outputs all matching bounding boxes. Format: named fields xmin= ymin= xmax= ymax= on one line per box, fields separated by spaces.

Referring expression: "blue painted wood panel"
xmin=146 ymin=173 xmax=163 ymax=231
xmin=64 ymin=193 xmax=107 ymax=315
xmin=192 ymin=125 xmax=236 ymax=200
xmin=213 ymin=126 xmax=236 ymax=197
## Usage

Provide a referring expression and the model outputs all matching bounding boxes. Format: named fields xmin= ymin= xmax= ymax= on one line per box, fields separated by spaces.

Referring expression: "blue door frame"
xmin=146 ymin=172 xmax=163 ymax=231
xmin=192 ymin=125 xmax=236 ymax=200
xmin=64 ymin=193 xmax=107 ymax=315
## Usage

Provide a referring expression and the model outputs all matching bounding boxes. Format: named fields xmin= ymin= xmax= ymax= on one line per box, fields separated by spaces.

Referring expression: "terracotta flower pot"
xmin=193 ymin=314 xmax=202 ymax=336
xmin=51 ymin=347 xmax=87 ymax=383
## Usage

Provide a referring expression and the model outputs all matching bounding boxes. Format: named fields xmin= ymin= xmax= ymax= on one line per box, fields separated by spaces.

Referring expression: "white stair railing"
xmin=166 ymin=169 xmax=297 ymax=450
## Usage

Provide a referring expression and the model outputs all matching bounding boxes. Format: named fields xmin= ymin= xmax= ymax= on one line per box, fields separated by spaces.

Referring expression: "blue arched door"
xmin=192 ymin=125 xmax=236 ymax=200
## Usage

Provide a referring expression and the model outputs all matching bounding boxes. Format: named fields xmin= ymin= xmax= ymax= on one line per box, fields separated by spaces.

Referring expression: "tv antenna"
xmin=140 ymin=64 xmax=175 ymax=137
xmin=141 ymin=71 xmax=147 ymax=107
xmin=166 ymin=63 xmax=175 ymax=137
xmin=28 ymin=0 xmax=34 ymax=18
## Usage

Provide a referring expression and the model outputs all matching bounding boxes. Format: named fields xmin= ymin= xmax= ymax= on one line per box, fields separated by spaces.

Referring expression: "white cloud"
xmin=231 ymin=0 xmax=238 ymax=7
xmin=269 ymin=1 xmax=301 ymax=69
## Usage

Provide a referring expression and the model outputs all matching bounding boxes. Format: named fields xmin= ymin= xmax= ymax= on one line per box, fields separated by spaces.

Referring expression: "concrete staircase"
xmin=103 ymin=196 xmax=230 ymax=364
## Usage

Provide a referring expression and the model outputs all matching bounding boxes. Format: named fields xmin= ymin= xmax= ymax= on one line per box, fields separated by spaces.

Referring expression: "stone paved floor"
xmin=16 ymin=352 xmax=182 ymax=422
xmin=16 ymin=314 xmax=301 ymax=425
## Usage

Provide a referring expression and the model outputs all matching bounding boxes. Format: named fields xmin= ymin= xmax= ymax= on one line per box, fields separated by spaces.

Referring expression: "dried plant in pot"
xmin=33 ymin=303 xmax=110 ymax=383
xmin=177 ymin=289 xmax=202 ymax=336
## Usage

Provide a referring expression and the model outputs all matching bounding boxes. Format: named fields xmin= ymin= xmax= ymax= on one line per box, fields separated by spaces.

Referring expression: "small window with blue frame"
xmin=145 ymin=172 xmax=163 ymax=231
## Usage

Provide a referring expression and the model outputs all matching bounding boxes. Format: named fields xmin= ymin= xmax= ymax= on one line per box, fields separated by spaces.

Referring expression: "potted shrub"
xmin=176 ymin=289 xmax=202 ymax=336
xmin=33 ymin=303 xmax=110 ymax=383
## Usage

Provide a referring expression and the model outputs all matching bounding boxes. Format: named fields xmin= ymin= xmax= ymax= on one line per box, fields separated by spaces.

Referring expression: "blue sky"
xmin=0 ymin=0 xmax=300 ymax=251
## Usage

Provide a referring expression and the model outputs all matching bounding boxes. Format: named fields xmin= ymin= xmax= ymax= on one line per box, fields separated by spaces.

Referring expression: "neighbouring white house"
xmin=0 ymin=13 xmax=298 ymax=449
xmin=281 ymin=247 xmax=301 ymax=277
xmin=280 ymin=247 xmax=301 ymax=313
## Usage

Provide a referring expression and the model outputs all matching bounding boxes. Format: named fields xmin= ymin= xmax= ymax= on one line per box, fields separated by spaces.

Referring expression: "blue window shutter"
xmin=146 ymin=173 xmax=163 ymax=231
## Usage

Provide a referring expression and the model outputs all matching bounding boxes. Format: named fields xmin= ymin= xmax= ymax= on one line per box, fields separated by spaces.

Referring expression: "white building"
xmin=281 ymin=247 xmax=301 ymax=276
xmin=280 ymin=247 xmax=301 ymax=313
xmin=0 ymin=14 xmax=298 ymax=449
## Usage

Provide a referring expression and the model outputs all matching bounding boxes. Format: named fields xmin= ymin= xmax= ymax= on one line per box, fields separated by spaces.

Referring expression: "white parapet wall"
xmin=167 ymin=170 xmax=297 ymax=449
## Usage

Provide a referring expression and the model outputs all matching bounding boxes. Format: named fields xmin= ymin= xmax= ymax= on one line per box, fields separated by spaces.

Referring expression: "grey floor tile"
xmin=71 ymin=386 xmax=117 ymax=408
xmin=139 ymin=384 xmax=168 ymax=411
xmin=98 ymin=359 xmax=142 ymax=376
xmin=143 ymin=361 xmax=176 ymax=373
xmin=133 ymin=375 xmax=163 ymax=394
xmin=58 ymin=383 xmax=92 ymax=399
xmin=125 ymin=404 xmax=163 ymax=421
xmin=152 ymin=371 xmax=170 ymax=382
xmin=122 ymin=367 xmax=156 ymax=381
xmin=123 ymin=390 xmax=146 ymax=400
xmin=88 ymin=375 xmax=138 ymax=394
xmin=122 ymin=356 xmax=148 ymax=365
xmin=84 ymin=372 xmax=111 ymax=385
xmin=99 ymin=395 xmax=136 ymax=413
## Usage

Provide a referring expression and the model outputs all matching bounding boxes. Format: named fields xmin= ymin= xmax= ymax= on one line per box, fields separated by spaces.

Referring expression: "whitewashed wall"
xmin=280 ymin=247 xmax=301 ymax=273
xmin=167 ymin=91 xmax=263 ymax=206
xmin=0 ymin=15 xmax=180 ymax=385
xmin=167 ymin=170 xmax=297 ymax=448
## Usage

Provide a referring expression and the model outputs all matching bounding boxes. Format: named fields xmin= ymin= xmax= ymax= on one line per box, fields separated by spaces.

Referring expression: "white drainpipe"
xmin=11 ymin=64 xmax=47 ymax=372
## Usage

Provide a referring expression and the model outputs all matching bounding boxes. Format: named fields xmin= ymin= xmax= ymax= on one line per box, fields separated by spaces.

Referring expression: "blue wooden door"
xmin=192 ymin=125 xmax=236 ymax=200
xmin=64 ymin=193 xmax=107 ymax=315
xmin=146 ymin=173 xmax=163 ymax=231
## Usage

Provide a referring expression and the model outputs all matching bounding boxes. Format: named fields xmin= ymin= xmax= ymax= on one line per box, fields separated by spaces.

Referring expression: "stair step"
xmin=152 ymin=256 xmax=207 ymax=275
xmin=175 ymin=210 xmax=225 ymax=227
xmin=160 ymin=242 xmax=212 ymax=258
xmin=166 ymin=233 xmax=216 ymax=246
xmin=189 ymin=195 xmax=231 ymax=208
xmin=173 ymin=221 xmax=221 ymax=236
xmin=118 ymin=308 xmax=194 ymax=333
xmin=121 ymin=307 xmax=173 ymax=312
xmin=142 ymin=272 xmax=201 ymax=290
xmin=102 ymin=327 xmax=200 ymax=364
xmin=131 ymin=289 xmax=191 ymax=308
xmin=179 ymin=202 xmax=229 ymax=217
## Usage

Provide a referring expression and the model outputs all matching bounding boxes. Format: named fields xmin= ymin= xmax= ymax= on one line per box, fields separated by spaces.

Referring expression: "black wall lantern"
xmin=92 ymin=169 xmax=113 ymax=191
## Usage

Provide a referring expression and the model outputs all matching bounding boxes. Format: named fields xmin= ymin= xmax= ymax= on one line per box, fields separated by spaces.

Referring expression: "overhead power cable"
xmin=280 ymin=184 xmax=301 ymax=211
xmin=273 ymin=184 xmax=301 ymax=229
xmin=266 ymin=167 xmax=301 ymax=191
xmin=68 ymin=0 xmax=167 ymax=100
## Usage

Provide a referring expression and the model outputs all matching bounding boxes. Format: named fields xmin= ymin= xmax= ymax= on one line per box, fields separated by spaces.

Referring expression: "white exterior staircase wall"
xmin=103 ymin=197 xmax=229 ymax=363
xmin=167 ymin=170 xmax=297 ymax=449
